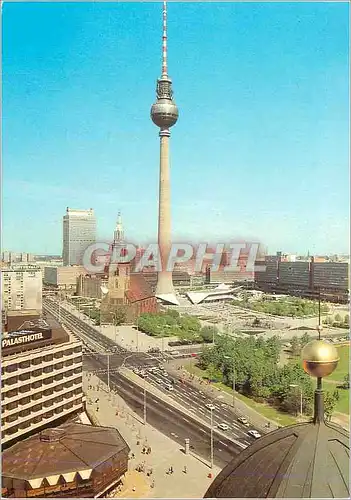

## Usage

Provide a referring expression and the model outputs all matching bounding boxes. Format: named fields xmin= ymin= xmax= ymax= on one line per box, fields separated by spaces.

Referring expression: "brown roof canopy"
xmin=2 ymin=423 xmax=130 ymax=481
xmin=204 ymin=420 xmax=349 ymax=498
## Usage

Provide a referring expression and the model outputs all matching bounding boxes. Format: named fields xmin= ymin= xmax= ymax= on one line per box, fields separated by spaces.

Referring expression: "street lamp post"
xmin=224 ymin=355 xmax=236 ymax=410
xmin=143 ymin=376 xmax=147 ymax=426
xmin=290 ymin=384 xmax=303 ymax=417
xmin=107 ymin=354 xmax=110 ymax=391
xmin=210 ymin=407 xmax=214 ymax=469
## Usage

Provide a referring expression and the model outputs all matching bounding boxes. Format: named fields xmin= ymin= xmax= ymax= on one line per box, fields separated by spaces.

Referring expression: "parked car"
xmin=238 ymin=416 xmax=250 ymax=426
xmin=217 ymin=423 xmax=229 ymax=431
xmin=247 ymin=429 xmax=261 ymax=439
xmin=205 ymin=404 xmax=216 ymax=411
xmin=156 ymin=378 xmax=163 ymax=384
xmin=165 ymin=384 xmax=174 ymax=391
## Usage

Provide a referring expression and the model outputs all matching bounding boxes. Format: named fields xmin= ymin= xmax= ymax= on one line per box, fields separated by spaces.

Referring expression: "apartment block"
xmin=1 ymin=265 xmax=42 ymax=312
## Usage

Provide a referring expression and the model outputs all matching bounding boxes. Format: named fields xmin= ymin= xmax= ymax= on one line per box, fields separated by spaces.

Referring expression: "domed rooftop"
xmin=204 ymin=419 xmax=349 ymax=498
xmin=204 ymin=338 xmax=350 ymax=499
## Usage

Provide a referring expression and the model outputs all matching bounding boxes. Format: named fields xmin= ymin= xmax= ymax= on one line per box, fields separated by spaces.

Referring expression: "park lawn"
xmin=187 ymin=364 xmax=296 ymax=427
xmin=327 ymin=344 xmax=349 ymax=382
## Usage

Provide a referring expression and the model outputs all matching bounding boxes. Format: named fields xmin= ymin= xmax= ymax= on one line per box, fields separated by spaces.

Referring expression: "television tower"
xmin=151 ymin=0 xmax=179 ymax=305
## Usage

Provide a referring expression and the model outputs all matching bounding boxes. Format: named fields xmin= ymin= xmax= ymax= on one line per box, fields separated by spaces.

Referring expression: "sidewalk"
xmin=83 ymin=371 xmax=220 ymax=498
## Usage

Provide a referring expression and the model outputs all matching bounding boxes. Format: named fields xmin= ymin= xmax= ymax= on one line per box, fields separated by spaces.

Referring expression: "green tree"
xmin=324 ymin=391 xmax=339 ymax=421
xmin=300 ymin=333 xmax=311 ymax=348
xmin=344 ymin=314 xmax=349 ymax=326
xmin=343 ymin=373 xmax=350 ymax=389
xmin=200 ymin=325 xmax=218 ymax=343
xmin=334 ymin=313 xmax=342 ymax=323
xmin=114 ymin=307 xmax=126 ymax=326
xmin=290 ymin=336 xmax=301 ymax=357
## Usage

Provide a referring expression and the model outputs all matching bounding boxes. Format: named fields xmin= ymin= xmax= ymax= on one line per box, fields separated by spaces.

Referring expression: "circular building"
xmin=204 ymin=339 xmax=350 ymax=498
xmin=2 ymin=422 xmax=130 ymax=498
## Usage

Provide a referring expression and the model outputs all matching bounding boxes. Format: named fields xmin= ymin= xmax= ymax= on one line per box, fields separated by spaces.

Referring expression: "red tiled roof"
xmin=125 ymin=273 xmax=154 ymax=303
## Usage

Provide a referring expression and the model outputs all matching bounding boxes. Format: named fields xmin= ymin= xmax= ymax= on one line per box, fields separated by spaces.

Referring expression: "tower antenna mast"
xmin=162 ymin=0 xmax=168 ymax=77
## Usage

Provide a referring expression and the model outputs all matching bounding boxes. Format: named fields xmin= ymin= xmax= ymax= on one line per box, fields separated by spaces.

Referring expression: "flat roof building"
xmin=62 ymin=208 xmax=96 ymax=266
xmin=1 ymin=265 xmax=42 ymax=313
xmin=2 ymin=422 xmax=130 ymax=498
xmin=44 ymin=265 xmax=86 ymax=292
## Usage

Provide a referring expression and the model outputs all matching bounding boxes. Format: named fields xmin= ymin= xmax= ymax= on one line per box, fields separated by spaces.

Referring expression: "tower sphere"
xmin=301 ymin=339 xmax=339 ymax=378
xmin=151 ymin=99 xmax=179 ymax=129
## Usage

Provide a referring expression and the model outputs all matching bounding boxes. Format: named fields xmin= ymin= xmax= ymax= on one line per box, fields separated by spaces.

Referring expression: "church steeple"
xmin=114 ymin=211 xmax=124 ymax=244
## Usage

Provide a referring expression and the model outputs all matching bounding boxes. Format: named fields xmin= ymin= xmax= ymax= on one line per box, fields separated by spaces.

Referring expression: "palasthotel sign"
xmin=2 ymin=328 xmax=52 ymax=350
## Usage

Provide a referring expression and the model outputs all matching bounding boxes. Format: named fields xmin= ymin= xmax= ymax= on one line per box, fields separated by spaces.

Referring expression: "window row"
xmin=3 ymin=372 xmax=82 ymax=401
xmin=2 ymin=346 xmax=82 ymax=374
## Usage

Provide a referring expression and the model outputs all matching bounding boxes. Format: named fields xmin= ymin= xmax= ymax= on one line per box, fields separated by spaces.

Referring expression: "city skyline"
xmin=3 ymin=2 xmax=349 ymax=255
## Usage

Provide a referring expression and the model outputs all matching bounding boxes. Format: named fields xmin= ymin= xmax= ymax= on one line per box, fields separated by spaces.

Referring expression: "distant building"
xmin=1 ymin=265 xmax=42 ymax=312
xmin=255 ymin=253 xmax=349 ymax=303
xmin=44 ymin=266 xmax=86 ymax=292
xmin=62 ymin=208 xmax=96 ymax=266
xmin=2 ymin=422 xmax=130 ymax=498
xmin=1 ymin=252 xmax=34 ymax=264
xmin=77 ymin=273 xmax=109 ymax=299
xmin=1 ymin=314 xmax=83 ymax=447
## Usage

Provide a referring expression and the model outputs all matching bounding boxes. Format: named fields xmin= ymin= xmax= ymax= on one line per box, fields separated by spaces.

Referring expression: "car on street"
xmin=217 ymin=423 xmax=229 ymax=431
xmin=165 ymin=383 xmax=174 ymax=391
xmin=238 ymin=416 xmax=250 ymax=426
xmin=205 ymin=404 xmax=216 ymax=411
xmin=247 ymin=430 xmax=261 ymax=439
xmin=159 ymin=364 xmax=164 ymax=370
xmin=162 ymin=371 xmax=168 ymax=377
xmin=148 ymin=367 xmax=158 ymax=372
xmin=156 ymin=378 xmax=163 ymax=384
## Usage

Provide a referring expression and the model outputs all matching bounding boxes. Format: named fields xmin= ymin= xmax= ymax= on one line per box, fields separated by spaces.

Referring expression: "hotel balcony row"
xmin=2 ymin=357 xmax=82 ymax=394
xmin=2 ymin=344 xmax=82 ymax=379
xmin=2 ymin=365 xmax=82 ymax=404
xmin=2 ymin=385 xmax=83 ymax=430
xmin=2 ymin=396 xmax=83 ymax=445
xmin=2 ymin=373 xmax=82 ymax=417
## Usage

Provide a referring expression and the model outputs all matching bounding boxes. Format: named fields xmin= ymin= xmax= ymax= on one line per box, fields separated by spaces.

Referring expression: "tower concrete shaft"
xmin=150 ymin=0 xmax=179 ymax=305
xmin=155 ymin=130 xmax=175 ymax=299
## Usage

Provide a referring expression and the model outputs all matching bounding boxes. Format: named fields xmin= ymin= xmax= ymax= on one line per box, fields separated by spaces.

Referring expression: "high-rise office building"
xmin=62 ymin=208 xmax=96 ymax=266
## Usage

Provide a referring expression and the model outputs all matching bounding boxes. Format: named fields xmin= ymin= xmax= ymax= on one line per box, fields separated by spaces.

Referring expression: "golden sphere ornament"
xmin=301 ymin=340 xmax=339 ymax=378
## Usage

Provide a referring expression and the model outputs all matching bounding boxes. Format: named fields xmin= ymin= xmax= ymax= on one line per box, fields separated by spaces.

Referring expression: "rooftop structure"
xmin=186 ymin=284 xmax=243 ymax=305
xmin=1 ymin=422 xmax=130 ymax=498
xmin=205 ymin=332 xmax=349 ymax=498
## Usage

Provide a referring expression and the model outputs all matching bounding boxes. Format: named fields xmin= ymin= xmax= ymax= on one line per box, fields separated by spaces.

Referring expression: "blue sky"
xmin=2 ymin=2 xmax=349 ymax=255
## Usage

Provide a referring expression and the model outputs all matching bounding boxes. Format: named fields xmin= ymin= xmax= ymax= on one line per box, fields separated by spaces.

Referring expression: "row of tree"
xmin=323 ymin=313 xmax=349 ymax=328
xmin=232 ymin=297 xmax=329 ymax=318
xmin=198 ymin=334 xmax=340 ymax=418
xmin=137 ymin=310 xmax=219 ymax=343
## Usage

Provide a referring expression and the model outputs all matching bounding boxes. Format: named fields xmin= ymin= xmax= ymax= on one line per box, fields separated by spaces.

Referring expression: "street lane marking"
xmin=219 ymin=441 xmax=229 ymax=447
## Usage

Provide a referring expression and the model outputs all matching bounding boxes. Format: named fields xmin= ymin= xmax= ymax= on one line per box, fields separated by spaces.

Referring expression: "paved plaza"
xmin=83 ymin=372 xmax=220 ymax=498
